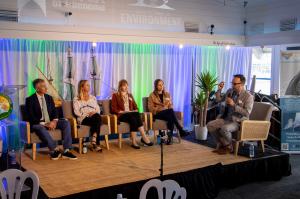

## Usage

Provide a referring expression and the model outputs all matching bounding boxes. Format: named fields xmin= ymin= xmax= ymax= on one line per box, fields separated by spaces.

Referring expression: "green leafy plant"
xmin=194 ymin=71 xmax=218 ymax=127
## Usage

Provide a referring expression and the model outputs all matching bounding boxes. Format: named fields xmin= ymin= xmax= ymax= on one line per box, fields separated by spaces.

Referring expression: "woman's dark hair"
xmin=154 ymin=79 xmax=164 ymax=92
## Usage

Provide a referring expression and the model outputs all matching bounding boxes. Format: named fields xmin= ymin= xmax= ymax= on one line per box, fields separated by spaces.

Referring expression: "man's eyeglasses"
xmin=231 ymin=82 xmax=241 ymax=86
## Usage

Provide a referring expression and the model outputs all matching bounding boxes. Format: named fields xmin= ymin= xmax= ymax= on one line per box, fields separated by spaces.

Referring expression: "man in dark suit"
xmin=25 ymin=79 xmax=77 ymax=160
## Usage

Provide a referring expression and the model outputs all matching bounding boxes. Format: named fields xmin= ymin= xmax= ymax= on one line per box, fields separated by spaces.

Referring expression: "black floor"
xmin=183 ymin=132 xmax=299 ymax=199
xmin=217 ymin=154 xmax=300 ymax=199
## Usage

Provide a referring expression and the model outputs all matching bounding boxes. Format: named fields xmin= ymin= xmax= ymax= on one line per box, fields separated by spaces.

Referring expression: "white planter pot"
xmin=194 ymin=125 xmax=208 ymax=140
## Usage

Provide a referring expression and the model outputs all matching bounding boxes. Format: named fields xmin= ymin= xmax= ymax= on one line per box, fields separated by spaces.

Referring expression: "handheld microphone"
xmin=227 ymin=92 xmax=232 ymax=98
xmin=227 ymin=90 xmax=235 ymax=98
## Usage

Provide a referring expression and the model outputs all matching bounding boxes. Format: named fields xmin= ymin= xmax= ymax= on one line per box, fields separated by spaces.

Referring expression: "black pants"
xmin=119 ymin=112 xmax=143 ymax=131
xmin=82 ymin=113 xmax=102 ymax=136
xmin=154 ymin=109 xmax=183 ymax=132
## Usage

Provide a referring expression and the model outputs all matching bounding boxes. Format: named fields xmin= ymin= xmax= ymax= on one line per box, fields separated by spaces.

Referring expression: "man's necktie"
xmin=42 ymin=96 xmax=50 ymax=123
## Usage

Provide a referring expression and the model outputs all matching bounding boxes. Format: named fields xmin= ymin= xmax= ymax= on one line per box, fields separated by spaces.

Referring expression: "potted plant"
xmin=194 ymin=71 xmax=218 ymax=140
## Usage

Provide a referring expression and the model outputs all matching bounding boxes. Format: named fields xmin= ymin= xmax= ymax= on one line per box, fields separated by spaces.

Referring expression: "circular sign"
xmin=0 ymin=94 xmax=13 ymax=120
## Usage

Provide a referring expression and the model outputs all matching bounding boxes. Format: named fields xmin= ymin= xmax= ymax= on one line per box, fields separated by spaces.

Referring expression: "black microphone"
xmin=227 ymin=92 xmax=232 ymax=98
xmin=227 ymin=90 xmax=236 ymax=98
xmin=222 ymin=90 xmax=235 ymax=119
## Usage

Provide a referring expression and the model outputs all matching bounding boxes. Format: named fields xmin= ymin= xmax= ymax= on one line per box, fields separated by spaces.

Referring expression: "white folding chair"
xmin=139 ymin=179 xmax=186 ymax=199
xmin=0 ymin=169 xmax=39 ymax=199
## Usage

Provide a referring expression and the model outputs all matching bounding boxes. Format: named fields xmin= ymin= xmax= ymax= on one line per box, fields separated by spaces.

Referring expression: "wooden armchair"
xmin=99 ymin=99 xmax=148 ymax=149
xmin=142 ymin=97 xmax=183 ymax=143
xmin=61 ymin=100 xmax=111 ymax=153
xmin=19 ymin=105 xmax=63 ymax=160
xmin=234 ymin=102 xmax=273 ymax=156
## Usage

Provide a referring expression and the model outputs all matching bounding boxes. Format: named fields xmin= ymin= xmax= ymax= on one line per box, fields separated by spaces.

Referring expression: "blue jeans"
xmin=32 ymin=119 xmax=72 ymax=151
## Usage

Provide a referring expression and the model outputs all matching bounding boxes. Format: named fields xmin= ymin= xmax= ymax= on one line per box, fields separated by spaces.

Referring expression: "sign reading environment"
xmin=281 ymin=96 xmax=300 ymax=153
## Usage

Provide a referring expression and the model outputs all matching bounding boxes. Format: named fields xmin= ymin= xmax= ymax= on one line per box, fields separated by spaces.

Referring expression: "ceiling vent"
xmin=184 ymin=22 xmax=199 ymax=33
xmin=280 ymin=17 xmax=297 ymax=31
xmin=0 ymin=9 xmax=18 ymax=22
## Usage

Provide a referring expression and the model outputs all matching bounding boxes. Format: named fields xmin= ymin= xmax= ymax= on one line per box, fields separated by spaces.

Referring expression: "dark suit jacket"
xmin=111 ymin=92 xmax=138 ymax=117
xmin=25 ymin=93 xmax=58 ymax=126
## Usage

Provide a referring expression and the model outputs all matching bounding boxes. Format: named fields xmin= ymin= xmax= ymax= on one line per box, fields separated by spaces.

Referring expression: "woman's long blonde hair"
xmin=77 ymin=80 xmax=89 ymax=100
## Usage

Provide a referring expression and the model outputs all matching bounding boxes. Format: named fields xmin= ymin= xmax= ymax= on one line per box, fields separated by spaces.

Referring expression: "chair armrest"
xmin=239 ymin=120 xmax=271 ymax=141
xmin=19 ymin=121 xmax=31 ymax=144
xmin=66 ymin=117 xmax=78 ymax=138
xmin=54 ymin=99 xmax=62 ymax=107
xmin=109 ymin=114 xmax=118 ymax=133
xmin=143 ymin=112 xmax=153 ymax=130
xmin=140 ymin=112 xmax=148 ymax=130
xmin=100 ymin=115 xmax=111 ymax=133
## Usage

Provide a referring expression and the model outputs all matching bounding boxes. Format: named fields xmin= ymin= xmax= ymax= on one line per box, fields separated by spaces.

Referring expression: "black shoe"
xmin=179 ymin=130 xmax=190 ymax=137
xmin=50 ymin=150 xmax=61 ymax=160
xmin=131 ymin=144 xmax=141 ymax=149
xmin=62 ymin=151 xmax=78 ymax=160
xmin=166 ymin=132 xmax=173 ymax=145
xmin=141 ymin=138 xmax=154 ymax=146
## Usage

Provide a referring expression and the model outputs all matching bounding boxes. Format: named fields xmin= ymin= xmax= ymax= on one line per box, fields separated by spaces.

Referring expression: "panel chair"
xmin=142 ymin=97 xmax=183 ymax=144
xmin=99 ymin=99 xmax=148 ymax=149
xmin=234 ymin=102 xmax=273 ymax=156
xmin=20 ymin=105 xmax=64 ymax=160
xmin=62 ymin=100 xmax=111 ymax=153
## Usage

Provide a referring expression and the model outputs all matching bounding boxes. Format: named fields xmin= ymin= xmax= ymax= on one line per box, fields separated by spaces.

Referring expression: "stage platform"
xmin=20 ymin=138 xmax=291 ymax=199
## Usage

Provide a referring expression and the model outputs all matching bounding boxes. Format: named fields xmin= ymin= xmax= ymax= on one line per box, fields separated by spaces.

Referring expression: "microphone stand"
xmin=158 ymin=130 xmax=167 ymax=181
xmin=160 ymin=132 xmax=164 ymax=180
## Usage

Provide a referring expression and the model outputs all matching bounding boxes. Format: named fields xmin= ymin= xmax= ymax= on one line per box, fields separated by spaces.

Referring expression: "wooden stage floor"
xmin=21 ymin=139 xmax=248 ymax=198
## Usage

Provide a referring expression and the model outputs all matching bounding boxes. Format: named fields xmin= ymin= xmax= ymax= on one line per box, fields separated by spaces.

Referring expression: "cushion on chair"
xmin=99 ymin=100 xmax=111 ymax=115
xmin=142 ymin=97 xmax=149 ymax=112
xmin=249 ymin=102 xmax=273 ymax=121
xmin=152 ymin=119 xmax=183 ymax=131
xmin=117 ymin=122 xmax=131 ymax=134
xmin=153 ymin=119 xmax=168 ymax=130
xmin=100 ymin=124 xmax=110 ymax=135
xmin=62 ymin=101 xmax=75 ymax=118
xmin=77 ymin=125 xmax=90 ymax=138
xmin=20 ymin=105 xmax=27 ymax=121
xmin=30 ymin=129 xmax=62 ymax=143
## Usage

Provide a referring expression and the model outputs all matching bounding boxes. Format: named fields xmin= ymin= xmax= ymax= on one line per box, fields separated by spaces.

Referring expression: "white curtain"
xmin=270 ymin=45 xmax=281 ymax=95
xmin=1 ymin=39 xmax=253 ymax=128
xmin=194 ymin=46 xmax=253 ymax=92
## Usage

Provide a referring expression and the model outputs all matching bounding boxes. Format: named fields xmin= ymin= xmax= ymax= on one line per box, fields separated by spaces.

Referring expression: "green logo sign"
xmin=0 ymin=94 xmax=13 ymax=120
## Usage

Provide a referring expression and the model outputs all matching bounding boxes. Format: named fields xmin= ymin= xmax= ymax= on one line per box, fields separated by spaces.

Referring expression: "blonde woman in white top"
xmin=73 ymin=80 xmax=102 ymax=152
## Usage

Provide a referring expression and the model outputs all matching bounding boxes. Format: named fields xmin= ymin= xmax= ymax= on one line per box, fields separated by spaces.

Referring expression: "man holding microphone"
xmin=207 ymin=74 xmax=254 ymax=154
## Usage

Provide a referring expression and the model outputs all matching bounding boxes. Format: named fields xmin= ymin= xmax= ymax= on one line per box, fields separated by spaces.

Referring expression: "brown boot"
xmin=212 ymin=143 xmax=222 ymax=153
xmin=217 ymin=144 xmax=232 ymax=155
